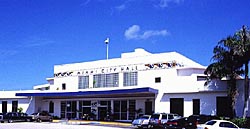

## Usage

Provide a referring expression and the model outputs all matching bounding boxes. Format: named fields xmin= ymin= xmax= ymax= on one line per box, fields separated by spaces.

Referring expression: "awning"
xmin=15 ymin=87 xmax=158 ymax=98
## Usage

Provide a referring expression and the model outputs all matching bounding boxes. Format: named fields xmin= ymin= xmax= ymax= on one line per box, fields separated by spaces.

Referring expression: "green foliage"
xmin=230 ymin=118 xmax=248 ymax=128
xmin=53 ymin=116 xmax=60 ymax=120
xmin=17 ymin=107 xmax=23 ymax=113
xmin=205 ymin=25 xmax=250 ymax=118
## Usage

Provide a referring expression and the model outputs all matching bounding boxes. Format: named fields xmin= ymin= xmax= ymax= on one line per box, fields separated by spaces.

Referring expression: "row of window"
xmin=78 ymin=72 xmax=139 ymax=89
xmin=60 ymin=100 xmax=136 ymax=120
xmin=60 ymin=72 xmax=162 ymax=90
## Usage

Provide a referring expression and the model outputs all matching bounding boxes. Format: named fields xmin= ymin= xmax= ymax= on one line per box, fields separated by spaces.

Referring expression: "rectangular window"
xmin=128 ymin=100 xmax=136 ymax=120
xmin=123 ymin=72 xmax=138 ymax=86
xmin=197 ymin=76 xmax=207 ymax=81
xmin=82 ymin=101 xmax=91 ymax=106
xmin=60 ymin=101 xmax=77 ymax=119
xmin=12 ymin=101 xmax=18 ymax=112
xmin=155 ymin=77 xmax=161 ymax=83
xmin=93 ymin=73 xmax=119 ymax=88
xmin=2 ymin=101 xmax=7 ymax=113
xmin=79 ymin=76 xmax=89 ymax=89
xmin=62 ymin=83 xmax=66 ymax=90
xmin=49 ymin=101 xmax=54 ymax=113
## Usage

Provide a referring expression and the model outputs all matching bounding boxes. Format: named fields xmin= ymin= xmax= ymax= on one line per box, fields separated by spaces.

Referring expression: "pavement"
xmin=53 ymin=119 xmax=132 ymax=128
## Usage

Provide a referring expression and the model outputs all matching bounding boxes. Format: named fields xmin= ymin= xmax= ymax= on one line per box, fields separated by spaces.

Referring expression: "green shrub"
xmin=230 ymin=118 xmax=247 ymax=128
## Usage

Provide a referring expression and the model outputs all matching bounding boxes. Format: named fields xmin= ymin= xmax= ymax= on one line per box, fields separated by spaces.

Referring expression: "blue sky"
xmin=0 ymin=0 xmax=249 ymax=90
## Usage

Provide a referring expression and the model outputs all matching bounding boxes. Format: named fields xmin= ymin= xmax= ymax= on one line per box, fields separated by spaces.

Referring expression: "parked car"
xmin=197 ymin=120 xmax=239 ymax=129
xmin=132 ymin=115 xmax=151 ymax=128
xmin=185 ymin=114 xmax=220 ymax=129
xmin=0 ymin=113 xmax=3 ymax=123
xmin=1 ymin=112 xmax=32 ymax=123
xmin=148 ymin=113 xmax=180 ymax=128
xmin=31 ymin=111 xmax=53 ymax=122
xmin=164 ymin=117 xmax=188 ymax=129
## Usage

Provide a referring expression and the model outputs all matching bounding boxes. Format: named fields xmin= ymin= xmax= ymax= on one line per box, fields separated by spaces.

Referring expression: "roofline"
xmin=16 ymin=87 xmax=158 ymax=97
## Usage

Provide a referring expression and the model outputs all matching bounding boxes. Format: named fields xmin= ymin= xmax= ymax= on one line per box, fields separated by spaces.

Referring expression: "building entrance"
xmin=61 ymin=101 xmax=77 ymax=119
xmin=170 ymin=98 xmax=184 ymax=116
xmin=98 ymin=107 xmax=107 ymax=121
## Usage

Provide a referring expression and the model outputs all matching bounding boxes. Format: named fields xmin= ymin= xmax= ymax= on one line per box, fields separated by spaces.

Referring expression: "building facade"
xmin=0 ymin=48 xmax=249 ymax=120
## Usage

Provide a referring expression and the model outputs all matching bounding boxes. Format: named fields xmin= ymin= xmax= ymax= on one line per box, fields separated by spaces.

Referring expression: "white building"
xmin=0 ymin=48 xmax=249 ymax=120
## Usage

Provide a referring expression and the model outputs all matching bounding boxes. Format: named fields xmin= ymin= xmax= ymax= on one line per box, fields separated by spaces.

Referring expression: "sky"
xmin=0 ymin=0 xmax=250 ymax=90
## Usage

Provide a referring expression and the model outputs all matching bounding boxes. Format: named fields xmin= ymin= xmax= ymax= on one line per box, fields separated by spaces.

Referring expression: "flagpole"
xmin=107 ymin=42 xmax=109 ymax=60
xmin=105 ymin=38 xmax=109 ymax=60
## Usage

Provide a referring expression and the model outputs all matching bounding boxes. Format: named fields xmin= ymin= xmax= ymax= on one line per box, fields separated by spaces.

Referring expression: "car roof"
xmin=206 ymin=119 xmax=239 ymax=126
xmin=142 ymin=115 xmax=151 ymax=116
xmin=208 ymin=120 xmax=234 ymax=122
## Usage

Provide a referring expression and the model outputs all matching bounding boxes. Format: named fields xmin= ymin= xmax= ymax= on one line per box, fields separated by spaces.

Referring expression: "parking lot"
xmin=0 ymin=122 xmax=132 ymax=129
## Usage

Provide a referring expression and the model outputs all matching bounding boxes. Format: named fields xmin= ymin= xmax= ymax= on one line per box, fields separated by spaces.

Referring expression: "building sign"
xmin=54 ymin=61 xmax=184 ymax=78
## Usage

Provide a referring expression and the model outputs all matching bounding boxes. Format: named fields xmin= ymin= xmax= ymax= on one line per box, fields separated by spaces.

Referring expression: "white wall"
xmin=154 ymin=92 xmax=227 ymax=117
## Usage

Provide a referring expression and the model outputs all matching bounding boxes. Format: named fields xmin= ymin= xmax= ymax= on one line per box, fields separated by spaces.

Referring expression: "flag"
xmin=104 ymin=38 xmax=109 ymax=44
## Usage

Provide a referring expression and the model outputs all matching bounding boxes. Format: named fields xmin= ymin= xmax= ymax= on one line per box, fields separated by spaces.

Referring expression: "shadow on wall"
xmin=200 ymin=101 xmax=216 ymax=115
xmin=25 ymin=97 xmax=35 ymax=115
xmin=205 ymin=79 xmax=228 ymax=91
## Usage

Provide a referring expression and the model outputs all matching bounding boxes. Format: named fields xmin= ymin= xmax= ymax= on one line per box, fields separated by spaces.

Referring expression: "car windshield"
xmin=205 ymin=120 xmax=217 ymax=125
xmin=168 ymin=114 xmax=174 ymax=119
xmin=151 ymin=114 xmax=160 ymax=119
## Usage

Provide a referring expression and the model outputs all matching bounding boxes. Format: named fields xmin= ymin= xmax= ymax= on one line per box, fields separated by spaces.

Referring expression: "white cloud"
xmin=115 ymin=4 xmax=126 ymax=12
xmin=156 ymin=0 xmax=183 ymax=9
xmin=19 ymin=36 xmax=55 ymax=48
xmin=124 ymin=25 xmax=140 ymax=40
xmin=124 ymin=25 xmax=169 ymax=40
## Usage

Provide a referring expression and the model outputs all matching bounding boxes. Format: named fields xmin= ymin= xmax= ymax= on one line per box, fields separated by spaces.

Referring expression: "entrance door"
xmin=193 ymin=99 xmax=200 ymax=115
xmin=145 ymin=101 xmax=152 ymax=115
xmin=217 ymin=97 xmax=232 ymax=117
xmin=170 ymin=98 xmax=184 ymax=116
xmin=98 ymin=107 xmax=107 ymax=121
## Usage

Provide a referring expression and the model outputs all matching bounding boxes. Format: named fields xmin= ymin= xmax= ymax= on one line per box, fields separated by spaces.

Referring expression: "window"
xmin=60 ymin=101 xmax=77 ymax=119
xmin=168 ymin=114 xmax=174 ymax=119
xmin=162 ymin=114 xmax=168 ymax=119
xmin=155 ymin=77 xmax=161 ymax=83
xmin=62 ymin=83 xmax=66 ymax=90
xmin=49 ymin=101 xmax=54 ymax=113
xmin=113 ymin=100 xmax=136 ymax=120
xmin=219 ymin=122 xmax=238 ymax=128
xmin=2 ymin=101 xmax=7 ymax=113
xmin=128 ymin=100 xmax=135 ymax=120
xmin=12 ymin=101 xmax=18 ymax=112
xmin=206 ymin=121 xmax=217 ymax=125
xmin=123 ymin=72 xmax=138 ymax=86
xmin=79 ymin=76 xmax=89 ymax=89
xmin=197 ymin=76 xmax=207 ymax=81
xmin=93 ymin=73 xmax=119 ymax=88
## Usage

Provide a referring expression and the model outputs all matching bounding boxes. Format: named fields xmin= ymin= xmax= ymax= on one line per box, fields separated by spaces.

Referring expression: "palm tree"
xmin=240 ymin=26 xmax=250 ymax=118
xmin=205 ymin=34 xmax=244 ymax=118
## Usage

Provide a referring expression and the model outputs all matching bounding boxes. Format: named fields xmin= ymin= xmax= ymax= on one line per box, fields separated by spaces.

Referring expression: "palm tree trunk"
xmin=228 ymin=77 xmax=237 ymax=118
xmin=243 ymin=62 xmax=249 ymax=118
xmin=242 ymin=25 xmax=249 ymax=118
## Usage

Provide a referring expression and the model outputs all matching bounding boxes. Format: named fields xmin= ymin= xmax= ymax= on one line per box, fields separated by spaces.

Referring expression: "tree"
xmin=239 ymin=26 xmax=250 ymax=118
xmin=205 ymin=25 xmax=250 ymax=118
xmin=205 ymin=33 xmax=244 ymax=118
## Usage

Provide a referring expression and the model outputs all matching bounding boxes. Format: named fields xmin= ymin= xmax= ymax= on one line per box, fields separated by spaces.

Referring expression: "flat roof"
xmin=15 ymin=87 xmax=158 ymax=97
